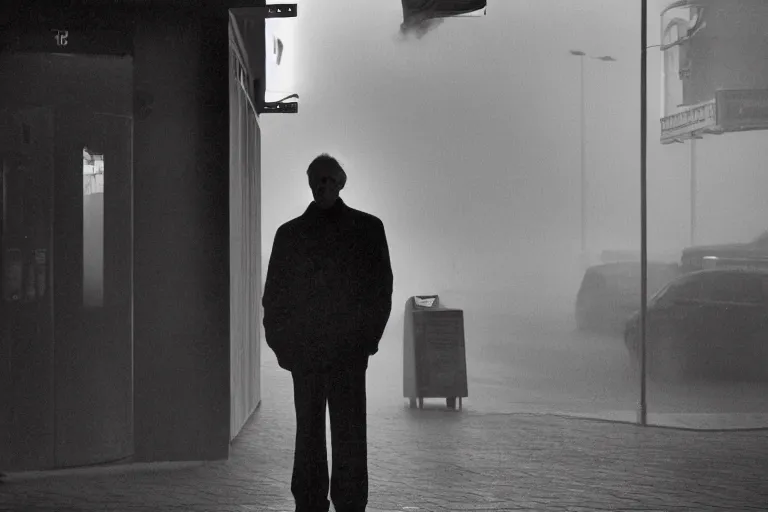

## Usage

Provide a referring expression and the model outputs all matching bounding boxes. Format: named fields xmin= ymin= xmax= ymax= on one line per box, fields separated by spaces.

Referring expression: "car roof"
xmin=671 ymin=268 xmax=768 ymax=286
xmin=588 ymin=261 xmax=676 ymax=274
xmin=654 ymin=268 xmax=768 ymax=302
xmin=687 ymin=268 xmax=768 ymax=277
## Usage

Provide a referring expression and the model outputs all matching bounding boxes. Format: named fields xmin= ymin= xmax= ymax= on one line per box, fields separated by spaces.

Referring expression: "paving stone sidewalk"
xmin=2 ymin=345 xmax=768 ymax=511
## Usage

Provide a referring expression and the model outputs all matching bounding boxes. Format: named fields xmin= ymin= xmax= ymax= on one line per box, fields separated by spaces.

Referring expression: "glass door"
xmin=53 ymin=108 xmax=134 ymax=468
xmin=0 ymin=49 xmax=134 ymax=471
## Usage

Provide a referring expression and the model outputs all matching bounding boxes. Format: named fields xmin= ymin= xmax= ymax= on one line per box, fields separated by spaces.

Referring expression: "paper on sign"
xmin=415 ymin=297 xmax=435 ymax=307
xmin=264 ymin=15 xmax=295 ymax=103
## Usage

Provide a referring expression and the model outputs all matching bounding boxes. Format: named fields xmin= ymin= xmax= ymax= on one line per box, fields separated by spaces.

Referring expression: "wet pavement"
xmin=3 ymin=330 xmax=768 ymax=511
xmin=458 ymin=308 xmax=768 ymax=425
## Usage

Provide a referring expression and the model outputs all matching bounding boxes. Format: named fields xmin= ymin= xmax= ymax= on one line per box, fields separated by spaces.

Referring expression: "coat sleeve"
xmin=361 ymin=218 xmax=393 ymax=355
xmin=262 ymin=225 xmax=295 ymax=368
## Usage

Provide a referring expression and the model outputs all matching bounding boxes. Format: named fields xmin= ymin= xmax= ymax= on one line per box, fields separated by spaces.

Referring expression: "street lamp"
xmin=569 ymin=50 xmax=617 ymax=267
xmin=689 ymin=134 xmax=703 ymax=246
xmin=639 ymin=0 xmax=648 ymax=427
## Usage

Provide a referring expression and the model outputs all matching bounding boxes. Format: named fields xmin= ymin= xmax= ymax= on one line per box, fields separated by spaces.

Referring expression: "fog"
xmin=260 ymin=0 xmax=768 ymax=421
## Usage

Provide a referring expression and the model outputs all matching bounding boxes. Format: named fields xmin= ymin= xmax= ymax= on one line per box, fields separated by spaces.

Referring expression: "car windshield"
xmin=651 ymin=274 xmax=703 ymax=304
xmin=659 ymin=271 xmax=768 ymax=304
xmin=649 ymin=279 xmax=678 ymax=305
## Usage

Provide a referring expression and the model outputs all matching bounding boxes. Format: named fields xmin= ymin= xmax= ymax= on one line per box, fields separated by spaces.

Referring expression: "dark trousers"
xmin=291 ymin=357 xmax=369 ymax=512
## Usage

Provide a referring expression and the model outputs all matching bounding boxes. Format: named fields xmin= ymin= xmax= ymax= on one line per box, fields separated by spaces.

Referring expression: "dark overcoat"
xmin=262 ymin=198 xmax=393 ymax=370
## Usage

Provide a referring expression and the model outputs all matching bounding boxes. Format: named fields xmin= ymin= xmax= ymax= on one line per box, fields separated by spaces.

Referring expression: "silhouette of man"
xmin=262 ymin=154 xmax=393 ymax=512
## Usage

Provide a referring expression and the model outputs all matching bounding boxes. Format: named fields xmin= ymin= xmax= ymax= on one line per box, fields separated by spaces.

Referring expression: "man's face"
xmin=308 ymin=168 xmax=344 ymax=209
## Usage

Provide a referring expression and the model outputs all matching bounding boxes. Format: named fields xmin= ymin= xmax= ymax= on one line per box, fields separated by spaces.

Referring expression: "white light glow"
xmin=265 ymin=13 xmax=296 ymax=103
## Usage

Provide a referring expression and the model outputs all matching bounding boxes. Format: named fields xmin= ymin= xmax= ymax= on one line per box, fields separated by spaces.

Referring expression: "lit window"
xmin=83 ymin=147 xmax=104 ymax=308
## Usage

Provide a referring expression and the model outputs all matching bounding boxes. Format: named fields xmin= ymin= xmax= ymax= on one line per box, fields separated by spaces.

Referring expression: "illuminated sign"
xmin=716 ymin=89 xmax=768 ymax=132
xmin=660 ymin=88 xmax=768 ymax=143
xmin=264 ymin=14 xmax=296 ymax=103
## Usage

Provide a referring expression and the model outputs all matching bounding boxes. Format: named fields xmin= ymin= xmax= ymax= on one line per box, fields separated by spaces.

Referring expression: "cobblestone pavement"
xmin=2 ymin=341 xmax=768 ymax=511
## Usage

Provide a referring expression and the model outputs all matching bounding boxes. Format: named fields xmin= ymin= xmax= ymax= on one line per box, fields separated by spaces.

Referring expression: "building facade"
xmin=0 ymin=0 xmax=264 ymax=471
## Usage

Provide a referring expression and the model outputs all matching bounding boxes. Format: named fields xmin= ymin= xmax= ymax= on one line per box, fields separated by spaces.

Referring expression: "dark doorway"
xmin=0 ymin=51 xmax=133 ymax=470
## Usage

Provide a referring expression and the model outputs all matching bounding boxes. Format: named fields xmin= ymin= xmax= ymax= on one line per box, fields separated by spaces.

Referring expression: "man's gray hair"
xmin=307 ymin=153 xmax=347 ymax=187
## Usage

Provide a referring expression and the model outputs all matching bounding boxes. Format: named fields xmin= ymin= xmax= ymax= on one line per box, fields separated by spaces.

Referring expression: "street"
xmin=375 ymin=289 xmax=768 ymax=425
xmin=3 ymin=333 xmax=768 ymax=511
xmin=3 ymin=290 xmax=768 ymax=511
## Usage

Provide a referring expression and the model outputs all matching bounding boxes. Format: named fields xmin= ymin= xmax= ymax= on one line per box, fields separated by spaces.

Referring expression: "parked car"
xmin=681 ymin=230 xmax=768 ymax=272
xmin=624 ymin=268 xmax=768 ymax=381
xmin=575 ymin=262 xmax=680 ymax=335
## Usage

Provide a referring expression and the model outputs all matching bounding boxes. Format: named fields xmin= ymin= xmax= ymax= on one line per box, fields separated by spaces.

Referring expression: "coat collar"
xmin=304 ymin=197 xmax=347 ymax=218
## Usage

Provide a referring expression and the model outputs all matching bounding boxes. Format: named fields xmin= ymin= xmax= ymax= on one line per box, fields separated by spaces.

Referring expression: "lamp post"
xmin=690 ymin=136 xmax=699 ymax=246
xmin=569 ymin=50 xmax=617 ymax=268
xmin=639 ymin=0 xmax=648 ymax=427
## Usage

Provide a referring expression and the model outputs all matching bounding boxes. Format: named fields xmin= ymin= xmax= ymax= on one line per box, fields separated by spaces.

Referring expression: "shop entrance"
xmin=0 ymin=51 xmax=133 ymax=471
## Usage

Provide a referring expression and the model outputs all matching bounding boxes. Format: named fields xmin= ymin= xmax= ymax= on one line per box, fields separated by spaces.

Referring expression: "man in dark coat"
xmin=262 ymin=154 xmax=393 ymax=512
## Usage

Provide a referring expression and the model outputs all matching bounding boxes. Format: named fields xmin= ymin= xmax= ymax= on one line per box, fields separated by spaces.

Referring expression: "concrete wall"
xmin=228 ymin=17 xmax=263 ymax=441
xmin=132 ymin=10 xmax=231 ymax=462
